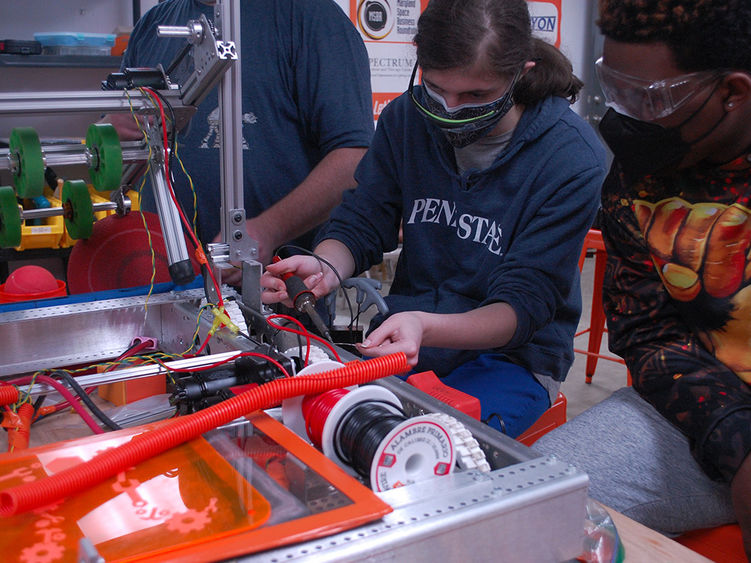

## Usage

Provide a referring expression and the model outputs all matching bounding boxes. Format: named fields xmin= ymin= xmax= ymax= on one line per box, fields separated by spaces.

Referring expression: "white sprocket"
xmin=428 ymin=412 xmax=491 ymax=473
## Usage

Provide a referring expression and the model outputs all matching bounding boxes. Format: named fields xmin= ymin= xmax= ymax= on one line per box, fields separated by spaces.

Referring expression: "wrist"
xmin=247 ymin=213 xmax=282 ymax=252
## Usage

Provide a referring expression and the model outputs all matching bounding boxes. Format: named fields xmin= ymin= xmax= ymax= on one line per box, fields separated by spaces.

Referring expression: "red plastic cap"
xmin=4 ymin=265 xmax=58 ymax=294
xmin=0 ymin=265 xmax=67 ymax=302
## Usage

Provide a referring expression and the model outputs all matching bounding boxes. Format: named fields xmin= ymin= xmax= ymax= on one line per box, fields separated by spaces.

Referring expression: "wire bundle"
xmin=301 ymin=388 xmax=349 ymax=448
xmin=336 ymin=403 xmax=408 ymax=480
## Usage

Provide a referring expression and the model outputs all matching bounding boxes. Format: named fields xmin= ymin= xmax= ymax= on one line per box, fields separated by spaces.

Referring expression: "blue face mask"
xmin=408 ymin=63 xmax=520 ymax=148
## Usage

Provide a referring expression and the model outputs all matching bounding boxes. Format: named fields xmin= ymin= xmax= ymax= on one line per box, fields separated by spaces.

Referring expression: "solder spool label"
xmin=370 ymin=415 xmax=455 ymax=492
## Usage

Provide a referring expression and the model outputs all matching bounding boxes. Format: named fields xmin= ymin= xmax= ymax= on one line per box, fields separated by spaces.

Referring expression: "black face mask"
xmin=598 ymin=82 xmax=725 ymax=180
xmin=598 ymin=109 xmax=690 ymax=179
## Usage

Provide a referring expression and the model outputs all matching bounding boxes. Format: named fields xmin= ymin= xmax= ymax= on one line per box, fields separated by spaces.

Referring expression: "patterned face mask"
xmin=409 ymin=63 xmax=520 ymax=148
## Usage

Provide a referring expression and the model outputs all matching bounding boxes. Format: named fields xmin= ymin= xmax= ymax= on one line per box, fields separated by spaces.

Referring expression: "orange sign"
xmin=335 ymin=0 xmax=564 ymax=120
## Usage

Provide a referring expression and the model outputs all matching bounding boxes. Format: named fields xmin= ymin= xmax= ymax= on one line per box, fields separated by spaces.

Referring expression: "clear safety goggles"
xmin=594 ymin=57 xmax=721 ymax=122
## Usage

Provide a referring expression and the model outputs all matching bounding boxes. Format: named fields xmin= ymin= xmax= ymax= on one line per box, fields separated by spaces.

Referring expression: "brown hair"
xmin=413 ymin=0 xmax=582 ymax=104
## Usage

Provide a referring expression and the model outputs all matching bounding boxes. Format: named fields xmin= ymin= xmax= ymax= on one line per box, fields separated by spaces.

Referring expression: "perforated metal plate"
xmin=243 ymin=456 xmax=588 ymax=563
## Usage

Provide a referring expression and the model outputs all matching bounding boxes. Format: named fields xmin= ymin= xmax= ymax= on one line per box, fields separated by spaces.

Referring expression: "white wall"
xmin=0 ymin=0 xmax=159 ymax=39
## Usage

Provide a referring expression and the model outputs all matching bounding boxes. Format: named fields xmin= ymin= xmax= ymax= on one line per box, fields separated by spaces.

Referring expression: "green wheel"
xmin=9 ymin=127 xmax=44 ymax=198
xmin=0 ymin=186 xmax=22 ymax=249
xmin=86 ymin=123 xmax=123 ymax=191
xmin=62 ymin=180 xmax=94 ymax=240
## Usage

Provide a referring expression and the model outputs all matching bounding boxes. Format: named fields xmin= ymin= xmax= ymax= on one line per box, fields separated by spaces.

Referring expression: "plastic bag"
xmin=577 ymin=499 xmax=625 ymax=562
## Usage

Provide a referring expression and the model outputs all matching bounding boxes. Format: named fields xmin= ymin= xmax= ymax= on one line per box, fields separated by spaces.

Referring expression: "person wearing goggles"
xmin=263 ymin=0 xmax=607 ymax=440
xmin=534 ymin=1 xmax=751 ymax=559
xmin=594 ymin=56 xmax=722 ymax=123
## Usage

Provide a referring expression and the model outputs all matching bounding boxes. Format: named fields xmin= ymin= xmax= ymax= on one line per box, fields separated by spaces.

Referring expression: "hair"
xmin=598 ymin=0 xmax=751 ymax=72
xmin=413 ymin=0 xmax=582 ymax=105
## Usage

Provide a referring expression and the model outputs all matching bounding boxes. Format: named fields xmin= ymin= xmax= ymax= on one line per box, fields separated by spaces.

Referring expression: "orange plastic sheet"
xmin=0 ymin=412 xmax=391 ymax=562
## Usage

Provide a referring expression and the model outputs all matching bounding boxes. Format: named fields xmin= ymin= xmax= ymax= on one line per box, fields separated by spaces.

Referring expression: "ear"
xmin=521 ymin=60 xmax=536 ymax=77
xmin=721 ymin=72 xmax=751 ymax=111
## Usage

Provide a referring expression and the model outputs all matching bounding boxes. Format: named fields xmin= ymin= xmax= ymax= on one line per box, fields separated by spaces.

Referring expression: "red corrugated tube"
xmin=0 ymin=386 xmax=19 ymax=407
xmin=7 ymin=403 xmax=34 ymax=452
xmin=0 ymin=353 xmax=409 ymax=517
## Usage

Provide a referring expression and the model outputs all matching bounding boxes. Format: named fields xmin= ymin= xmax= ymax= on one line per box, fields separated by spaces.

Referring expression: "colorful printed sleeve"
xmin=600 ymin=168 xmax=751 ymax=483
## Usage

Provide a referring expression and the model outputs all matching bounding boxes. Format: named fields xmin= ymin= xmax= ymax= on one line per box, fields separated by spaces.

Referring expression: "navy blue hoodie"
xmin=322 ymin=90 xmax=607 ymax=382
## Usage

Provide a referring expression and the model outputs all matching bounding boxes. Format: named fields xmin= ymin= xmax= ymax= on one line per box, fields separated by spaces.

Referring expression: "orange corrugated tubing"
xmin=7 ymin=403 xmax=34 ymax=452
xmin=0 ymin=353 xmax=409 ymax=517
xmin=0 ymin=386 xmax=19 ymax=407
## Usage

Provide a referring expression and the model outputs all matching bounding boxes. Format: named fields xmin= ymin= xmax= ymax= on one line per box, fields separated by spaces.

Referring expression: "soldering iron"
xmin=273 ymin=256 xmax=333 ymax=341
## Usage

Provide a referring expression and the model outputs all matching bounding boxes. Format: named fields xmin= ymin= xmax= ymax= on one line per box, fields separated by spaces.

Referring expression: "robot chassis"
xmin=0 ymin=2 xmax=588 ymax=561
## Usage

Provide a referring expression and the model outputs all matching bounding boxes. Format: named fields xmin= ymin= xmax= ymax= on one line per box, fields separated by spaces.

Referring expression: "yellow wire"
xmin=173 ymin=139 xmax=199 ymax=236
xmin=127 ymin=88 xmax=162 ymax=314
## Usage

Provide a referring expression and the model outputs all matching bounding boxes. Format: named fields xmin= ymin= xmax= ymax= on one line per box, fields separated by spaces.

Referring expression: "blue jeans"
xmin=437 ymin=354 xmax=551 ymax=438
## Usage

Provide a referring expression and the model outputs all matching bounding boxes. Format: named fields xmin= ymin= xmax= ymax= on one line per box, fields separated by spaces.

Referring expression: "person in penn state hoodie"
xmin=262 ymin=0 xmax=607 ymax=438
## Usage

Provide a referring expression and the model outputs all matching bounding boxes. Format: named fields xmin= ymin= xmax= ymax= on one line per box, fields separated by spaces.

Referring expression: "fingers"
xmin=265 ymin=255 xmax=318 ymax=277
xmin=356 ymin=339 xmax=419 ymax=366
xmin=261 ymin=256 xmax=324 ymax=306
xmin=357 ymin=321 xmax=420 ymax=366
xmin=260 ymin=271 xmax=289 ymax=305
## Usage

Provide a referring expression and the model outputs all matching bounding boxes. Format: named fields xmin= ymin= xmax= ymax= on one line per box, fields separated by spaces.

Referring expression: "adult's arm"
xmin=238 ymin=146 xmax=367 ymax=266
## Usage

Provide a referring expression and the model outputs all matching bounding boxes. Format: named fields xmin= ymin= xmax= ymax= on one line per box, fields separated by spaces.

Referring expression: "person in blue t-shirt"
xmin=261 ymin=0 xmax=607 ymax=437
xmin=107 ymin=0 xmax=373 ymax=272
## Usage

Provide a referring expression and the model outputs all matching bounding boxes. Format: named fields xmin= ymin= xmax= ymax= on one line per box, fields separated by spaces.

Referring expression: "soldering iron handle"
xmin=284 ymin=274 xmax=313 ymax=310
xmin=272 ymin=256 xmax=313 ymax=307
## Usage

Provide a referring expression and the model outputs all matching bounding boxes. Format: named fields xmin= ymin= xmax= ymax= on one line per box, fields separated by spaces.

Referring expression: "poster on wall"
xmin=528 ymin=0 xmax=562 ymax=48
xmin=334 ymin=0 xmax=429 ymax=122
xmin=335 ymin=0 xmax=562 ymax=122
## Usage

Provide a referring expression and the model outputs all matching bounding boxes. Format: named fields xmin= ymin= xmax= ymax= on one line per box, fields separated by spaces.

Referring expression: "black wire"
xmin=482 ymin=412 xmax=507 ymax=435
xmin=335 ymin=402 xmax=405 ymax=479
xmin=31 ymin=395 xmax=46 ymax=422
xmin=51 ymin=370 xmax=122 ymax=431
xmin=150 ymin=88 xmax=177 ymax=157
xmin=275 ymin=244 xmax=358 ymax=335
xmin=142 ymin=86 xmax=205 ymax=252
xmin=165 ymin=43 xmax=192 ymax=77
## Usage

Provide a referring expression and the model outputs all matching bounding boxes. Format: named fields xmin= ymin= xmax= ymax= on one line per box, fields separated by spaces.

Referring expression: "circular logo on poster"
xmin=358 ymin=0 xmax=394 ymax=40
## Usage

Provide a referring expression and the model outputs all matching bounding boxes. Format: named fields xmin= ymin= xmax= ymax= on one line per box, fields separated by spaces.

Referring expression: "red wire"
xmin=10 ymin=375 xmax=104 ymax=435
xmin=266 ymin=314 xmax=341 ymax=363
xmin=266 ymin=314 xmax=311 ymax=366
xmin=47 ymin=340 xmax=154 ymax=415
xmin=189 ymin=332 xmax=213 ymax=357
xmin=141 ymin=87 xmax=225 ymax=309
xmin=301 ymin=388 xmax=349 ymax=448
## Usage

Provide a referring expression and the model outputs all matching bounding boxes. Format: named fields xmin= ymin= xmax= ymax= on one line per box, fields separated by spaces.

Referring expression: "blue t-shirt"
xmin=123 ymin=0 xmax=373 ymax=246
xmin=321 ymin=91 xmax=607 ymax=381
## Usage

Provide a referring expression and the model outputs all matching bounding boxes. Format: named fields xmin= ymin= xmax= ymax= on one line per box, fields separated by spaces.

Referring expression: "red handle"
xmin=272 ymin=256 xmax=293 ymax=281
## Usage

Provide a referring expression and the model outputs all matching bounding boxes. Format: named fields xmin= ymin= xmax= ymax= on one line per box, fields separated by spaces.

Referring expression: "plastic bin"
xmin=17 ymin=190 xmax=65 ymax=251
xmin=34 ymin=32 xmax=114 ymax=56
xmin=33 ymin=32 xmax=115 ymax=47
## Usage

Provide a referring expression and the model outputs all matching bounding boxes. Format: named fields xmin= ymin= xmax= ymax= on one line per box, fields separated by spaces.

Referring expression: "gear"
xmin=429 ymin=412 xmax=491 ymax=472
xmin=165 ymin=508 xmax=211 ymax=534
xmin=19 ymin=541 xmax=64 ymax=563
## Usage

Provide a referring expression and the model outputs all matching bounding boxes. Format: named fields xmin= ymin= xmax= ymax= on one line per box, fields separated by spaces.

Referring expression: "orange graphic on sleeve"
xmin=635 ymin=197 xmax=751 ymax=382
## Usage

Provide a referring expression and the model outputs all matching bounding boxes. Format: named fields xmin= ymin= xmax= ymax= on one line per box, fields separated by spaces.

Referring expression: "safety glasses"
xmin=408 ymin=63 xmax=520 ymax=129
xmin=595 ymin=57 xmax=721 ymax=122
